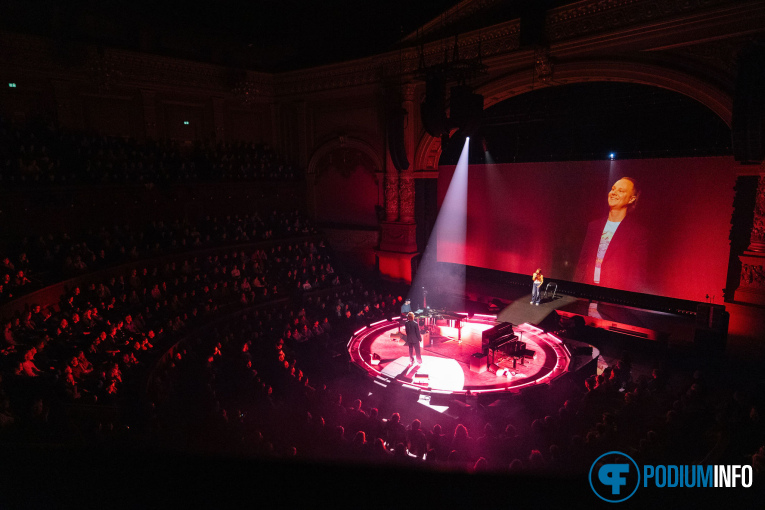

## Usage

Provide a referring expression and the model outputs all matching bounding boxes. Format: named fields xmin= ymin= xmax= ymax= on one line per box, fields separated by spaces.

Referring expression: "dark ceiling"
xmin=1 ymin=0 xmax=465 ymax=71
xmin=1 ymin=0 xmax=584 ymax=71
xmin=2 ymin=1 xmax=734 ymax=161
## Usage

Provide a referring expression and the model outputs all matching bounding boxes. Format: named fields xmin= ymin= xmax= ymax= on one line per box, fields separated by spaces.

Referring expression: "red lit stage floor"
xmin=347 ymin=316 xmax=575 ymax=394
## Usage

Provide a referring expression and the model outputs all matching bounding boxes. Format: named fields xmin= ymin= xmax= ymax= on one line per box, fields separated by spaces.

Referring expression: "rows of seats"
xmin=0 ymin=117 xmax=298 ymax=186
xmin=0 ymin=210 xmax=312 ymax=303
xmin=0 ymin=211 xmax=336 ymax=442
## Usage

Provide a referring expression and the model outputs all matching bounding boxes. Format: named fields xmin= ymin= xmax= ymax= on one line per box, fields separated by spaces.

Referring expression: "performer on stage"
xmin=404 ymin=312 xmax=423 ymax=365
xmin=400 ymin=298 xmax=411 ymax=315
xmin=531 ymin=268 xmax=543 ymax=305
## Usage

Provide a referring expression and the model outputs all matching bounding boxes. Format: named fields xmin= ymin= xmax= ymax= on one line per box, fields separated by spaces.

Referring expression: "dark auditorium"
xmin=1 ymin=1 xmax=765 ymax=507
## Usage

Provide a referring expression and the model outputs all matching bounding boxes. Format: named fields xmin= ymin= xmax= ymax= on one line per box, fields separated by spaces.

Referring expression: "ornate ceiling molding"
xmin=274 ymin=20 xmax=521 ymax=96
xmin=547 ymin=0 xmax=737 ymax=42
xmin=1 ymin=0 xmax=760 ymax=103
xmin=478 ymin=59 xmax=733 ymax=124
xmin=307 ymin=135 xmax=383 ymax=181
xmin=414 ymin=134 xmax=442 ymax=173
xmin=414 ymin=55 xmax=734 ymax=173
xmin=400 ymin=0 xmax=506 ymax=43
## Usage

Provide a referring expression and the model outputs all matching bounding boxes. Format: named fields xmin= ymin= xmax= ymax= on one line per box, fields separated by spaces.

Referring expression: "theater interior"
xmin=1 ymin=0 xmax=764 ymax=506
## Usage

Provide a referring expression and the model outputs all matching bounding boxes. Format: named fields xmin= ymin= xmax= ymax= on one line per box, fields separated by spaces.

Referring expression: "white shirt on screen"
xmin=594 ymin=220 xmax=620 ymax=284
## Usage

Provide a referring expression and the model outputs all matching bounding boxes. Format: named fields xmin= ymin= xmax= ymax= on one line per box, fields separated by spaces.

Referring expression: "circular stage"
xmin=347 ymin=314 xmax=572 ymax=395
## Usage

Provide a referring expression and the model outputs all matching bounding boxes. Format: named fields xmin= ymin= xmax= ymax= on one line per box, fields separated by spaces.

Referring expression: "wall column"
xmin=377 ymin=83 xmax=419 ymax=282
xmin=384 ymin=170 xmax=399 ymax=222
xmin=398 ymin=82 xmax=417 ymax=224
xmin=736 ymin=172 xmax=765 ymax=305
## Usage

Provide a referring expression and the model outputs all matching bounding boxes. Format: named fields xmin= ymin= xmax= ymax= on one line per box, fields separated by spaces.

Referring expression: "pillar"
xmin=736 ymin=173 xmax=765 ymax=305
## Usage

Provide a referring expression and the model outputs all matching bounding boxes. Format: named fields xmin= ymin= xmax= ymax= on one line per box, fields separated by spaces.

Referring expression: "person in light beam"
xmin=404 ymin=312 xmax=423 ymax=365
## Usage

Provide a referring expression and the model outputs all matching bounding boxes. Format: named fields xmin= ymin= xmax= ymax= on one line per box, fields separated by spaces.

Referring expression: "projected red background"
xmin=437 ymin=157 xmax=737 ymax=302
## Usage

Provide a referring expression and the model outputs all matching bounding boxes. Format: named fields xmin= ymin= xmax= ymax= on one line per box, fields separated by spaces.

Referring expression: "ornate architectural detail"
xmin=741 ymin=263 xmax=765 ymax=288
xmin=384 ymin=172 xmax=399 ymax=222
xmin=534 ymin=47 xmax=554 ymax=83
xmin=276 ymin=21 xmax=520 ymax=96
xmin=313 ymin=147 xmax=378 ymax=182
xmin=476 ymin=59 xmax=734 ymax=126
xmin=399 ymin=173 xmax=416 ymax=222
xmin=750 ymin=175 xmax=765 ymax=251
xmin=546 ymin=0 xmax=733 ymax=42
xmin=379 ymin=221 xmax=418 ymax=253
xmin=668 ymin=39 xmax=744 ymax=77
xmin=307 ymin=136 xmax=383 ymax=181
xmin=735 ymin=175 xmax=765 ymax=305
xmin=414 ymin=135 xmax=442 ymax=172
xmin=322 ymin=228 xmax=380 ymax=253
xmin=400 ymin=0 xmax=506 ymax=43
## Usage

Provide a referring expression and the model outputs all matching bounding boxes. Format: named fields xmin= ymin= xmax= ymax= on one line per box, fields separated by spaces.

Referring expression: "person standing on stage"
xmin=404 ymin=312 xmax=423 ymax=365
xmin=531 ymin=268 xmax=543 ymax=305
xmin=400 ymin=298 xmax=411 ymax=316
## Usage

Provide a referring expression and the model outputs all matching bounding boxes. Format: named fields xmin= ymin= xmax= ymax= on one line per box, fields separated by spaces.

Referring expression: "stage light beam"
xmin=410 ymin=137 xmax=470 ymax=310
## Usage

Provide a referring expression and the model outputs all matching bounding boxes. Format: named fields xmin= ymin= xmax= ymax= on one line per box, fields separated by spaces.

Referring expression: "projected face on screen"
xmin=607 ymin=178 xmax=638 ymax=214
xmin=437 ymin=158 xmax=736 ymax=301
xmin=574 ymin=177 xmax=647 ymax=290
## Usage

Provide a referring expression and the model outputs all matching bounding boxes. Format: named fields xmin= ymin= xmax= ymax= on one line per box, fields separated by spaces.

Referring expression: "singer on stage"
xmin=531 ymin=268 xmax=543 ymax=305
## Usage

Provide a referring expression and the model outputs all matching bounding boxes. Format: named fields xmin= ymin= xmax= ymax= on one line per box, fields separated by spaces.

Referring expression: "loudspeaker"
xmin=694 ymin=303 xmax=728 ymax=356
xmin=732 ymin=43 xmax=765 ymax=164
xmin=387 ymin=103 xmax=410 ymax=171
xmin=695 ymin=303 xmax=728 ymax=331
xmin=449 ymin=85 xmax=483 ymax=133
xmin=488 ymin=363 xmax=500 ymax=374
xmin=422 ymin=75 xmax=447 ymax=137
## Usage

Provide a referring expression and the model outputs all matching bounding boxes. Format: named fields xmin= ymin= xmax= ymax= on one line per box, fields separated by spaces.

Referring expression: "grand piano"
xmin=412 ymin=309 xmax=466 ymax=342
xmin=481 ymin=322 xmax=528 ymax=369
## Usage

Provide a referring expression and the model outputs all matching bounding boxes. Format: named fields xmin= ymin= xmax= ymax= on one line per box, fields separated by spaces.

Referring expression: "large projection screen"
xmin=437 ymin=157 xmax=737 ymax=302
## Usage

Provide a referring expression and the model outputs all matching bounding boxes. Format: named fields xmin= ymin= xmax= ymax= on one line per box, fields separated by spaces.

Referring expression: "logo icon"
xmin=589 ymin=451 xmax=640 ymax=503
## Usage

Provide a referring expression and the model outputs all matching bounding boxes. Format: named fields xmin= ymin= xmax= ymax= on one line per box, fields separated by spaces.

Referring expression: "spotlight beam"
xmin=410 ymin=137 xmax=470 ymax=311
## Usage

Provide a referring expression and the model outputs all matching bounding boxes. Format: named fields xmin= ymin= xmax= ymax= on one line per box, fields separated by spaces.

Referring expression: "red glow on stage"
xmin=347 ymin=315 xmax=572 ymax=395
